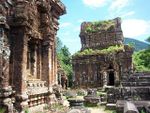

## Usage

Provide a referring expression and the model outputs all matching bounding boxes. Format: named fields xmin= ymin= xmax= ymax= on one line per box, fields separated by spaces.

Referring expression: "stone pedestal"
xmin=68 ymin=98 xmax=84 ymax=107
xmin=15 ymin=93 xmax=28 ymax=113
xmin=0 ymin=86 xmax=14 ymax=113
xmin=84 ymin=89 xmax=100 ymax=106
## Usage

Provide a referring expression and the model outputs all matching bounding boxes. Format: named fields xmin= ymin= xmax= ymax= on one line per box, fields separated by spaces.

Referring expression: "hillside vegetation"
xmin=132 ymin=37 xmax=150 ymax=72
xmin=124 ymin=38 xmax=150 ymax=51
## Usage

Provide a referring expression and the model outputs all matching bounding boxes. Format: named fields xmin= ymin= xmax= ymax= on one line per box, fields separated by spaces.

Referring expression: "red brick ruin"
xmin=0 ymin=0 xmax=65 ymax=112
xmin=72 ymin=18 xmax=150 ymax=113
xmin=72 ymin=18 xmax=133 ymax=88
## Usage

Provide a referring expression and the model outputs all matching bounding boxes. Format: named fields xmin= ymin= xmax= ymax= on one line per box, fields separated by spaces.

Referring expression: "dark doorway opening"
xmin=108 ymin=71 xmax=115 ymax=86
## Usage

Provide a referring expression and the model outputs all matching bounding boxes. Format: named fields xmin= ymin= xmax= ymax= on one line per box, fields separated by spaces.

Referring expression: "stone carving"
xmin=52 ymin=84 xmax=62 ymax=99
xmin=84 ymin=89 xmax=100 ymax=105
xmin=0 ymin=0 xmax=10 ymax=88
xmin=0 ymin=30 xmax=10 ymax=86
xmin=57 ymin=62 xmax=68 ymax=90
xmin=61 ymin=74 xmax=68 ymax=89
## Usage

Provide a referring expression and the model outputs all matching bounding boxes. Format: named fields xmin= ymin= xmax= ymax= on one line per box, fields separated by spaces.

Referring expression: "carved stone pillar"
xmin=103 ymin=71 xmax=108 ymax=87
xmin=9 ymin=1 xmax=29 ymax=109
xmin=42 ymin=38 xmax=53 ymax=92
xmin=41 ymin=39 xmax=49 ymax=85
xmin=11 ymin=27 xmax=28 ymax=112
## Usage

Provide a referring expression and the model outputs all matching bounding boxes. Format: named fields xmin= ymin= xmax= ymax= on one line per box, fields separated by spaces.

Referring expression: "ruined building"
xmin=72 ymin=18 xmax=133 ymax=88
xmin=0 ymin=0 xmax=65 ymax=112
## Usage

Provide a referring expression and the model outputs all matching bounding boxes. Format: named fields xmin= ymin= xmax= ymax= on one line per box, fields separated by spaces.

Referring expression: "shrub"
xmin=73 ymin=45 xmax=124 ymax=57
xmin=85 ymin=20 xmax=115 ymax=33
xmin=77 ymin=89 xmax=87 ymax=96
xmin=0 ymin=108 xmax=6 ymax=113
xmin=24 ymin=108 xmax=29 ymax=113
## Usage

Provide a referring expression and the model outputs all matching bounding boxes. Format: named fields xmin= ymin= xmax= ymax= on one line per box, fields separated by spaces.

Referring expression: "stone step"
xmin=101 ymin=102 xmax=107 ymax=105
xmin=121 ymin=82 xmax=150 ymax=86
xmin=106 ymin=103 xmax=116 ymax=110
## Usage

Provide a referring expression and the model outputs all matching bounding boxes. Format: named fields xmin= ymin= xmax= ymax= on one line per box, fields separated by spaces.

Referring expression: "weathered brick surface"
xmin=72 ymin=18 xmax=133 ymax=88
xmin=0 ymin=0 xmax=66 ymax=112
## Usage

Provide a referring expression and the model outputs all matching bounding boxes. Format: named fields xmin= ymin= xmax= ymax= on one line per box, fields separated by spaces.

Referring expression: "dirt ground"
xmin=88 ymin=107 xmax=109 ymax=113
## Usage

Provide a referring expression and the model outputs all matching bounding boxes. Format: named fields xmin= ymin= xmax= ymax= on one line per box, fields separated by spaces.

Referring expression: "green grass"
xmin=105 ymin=110 xmax=117 ymax=113
xmin=97 ymin=91 xmax=107 ymax=96
xmin=84 ymin=102 xmax=99 ymax=108
xmin=44 ymin=103 xmax=69 ymax=113
xmin=100 ymin=106 xmax=117 ymax=113
xmin=0 ymin=108 xmax=6 ymax=113
xmin=24 ymin=108 xmax=29 ymax=113
xmin=140 ymin=109 xmax=146 ymax=113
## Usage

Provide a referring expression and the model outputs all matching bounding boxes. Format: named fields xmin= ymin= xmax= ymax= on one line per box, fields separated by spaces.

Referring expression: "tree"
xmin=56 ymin=38 xmax=73 ymax=87
xmin=133 ymin=37 xmax=150 ymax=72
xmin=133 ymin=49 xmax=150 ymax=72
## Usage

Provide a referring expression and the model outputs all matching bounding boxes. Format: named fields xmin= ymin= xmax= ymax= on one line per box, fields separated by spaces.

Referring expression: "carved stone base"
xmin=0 ymin=86 xmax=14 ymax=113
xmin=14 ymin=93 xmax=28 ymax=113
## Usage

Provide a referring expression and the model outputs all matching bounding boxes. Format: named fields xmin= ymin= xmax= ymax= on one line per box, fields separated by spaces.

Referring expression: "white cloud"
xmin=110 ymin=0 xmax=129 ymax=11
xmin=74 ymin=26 xmax=80 ymax=32
xmin=62 ymin=31 xmax=71 ymax=36
xmin=122 ymin=19 xmax=150 ymax=38
xmin=59 ymin=22 xmax=72 ymax=28
xmin=121 ymin=11 xmax=135 ymax=18
xmin=77 ymin=19 xmax=85 ymax=23
xmin=82 ymin=0 xmax=108 ymax=8
xmin=108 ymin=0 xmax=133 ymax=18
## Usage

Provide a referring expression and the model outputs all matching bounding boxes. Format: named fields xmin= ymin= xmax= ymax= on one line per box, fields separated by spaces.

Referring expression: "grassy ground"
xmin=88 ymin=105 xmax=116 ymax=113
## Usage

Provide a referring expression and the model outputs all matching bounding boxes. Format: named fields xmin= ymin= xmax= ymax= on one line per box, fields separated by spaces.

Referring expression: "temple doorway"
xmin=108 ymin=64 xmax=115 ymax=86
xmin=108 ymin=71 xmax=115 ymax=86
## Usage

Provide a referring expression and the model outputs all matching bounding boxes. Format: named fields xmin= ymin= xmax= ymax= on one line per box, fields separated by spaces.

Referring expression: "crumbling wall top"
xmin=79 ymin=17 xmax=123 ymax=50
xmin=80 ymin=17 xmax=121 ymax=34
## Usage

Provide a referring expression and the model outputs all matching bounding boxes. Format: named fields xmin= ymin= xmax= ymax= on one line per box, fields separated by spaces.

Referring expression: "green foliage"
xmin=124 ymin=38 xmax=150 ymax=51
xmin=24 ymin=108 xmax=29 ymax=113
xmin=84 ymin=102 xmax=98 ymax=107
xmin=140 ymin=109 xmax=146 ymax=113
xmin=77 ymin=89 xmax=87 ymax=96
xmin=133 ymin=49 xmax=150 ymax=72
xmin=0 ymin=108 xmax=6 ymax=113
xmin=57 ymin=40 xmax=73 ymax=87
xmin=97 ymin=91 xmax=106 ymax=97
xmin=73 ymin=45 xmax=124 ymax=57
xmin=85 ymin=20 xmax=115 ymax=33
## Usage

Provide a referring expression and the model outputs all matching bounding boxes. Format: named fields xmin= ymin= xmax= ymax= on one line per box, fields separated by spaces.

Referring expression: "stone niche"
xmin=0 ymin=0 xmax=66 ymax=112
xmin=72 ymin=18 xmax=133 ymax=88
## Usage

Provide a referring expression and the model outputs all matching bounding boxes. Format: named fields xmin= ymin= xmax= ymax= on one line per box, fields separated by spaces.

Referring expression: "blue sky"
xmin=57 ymin=0 xmax=150 ymax=54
